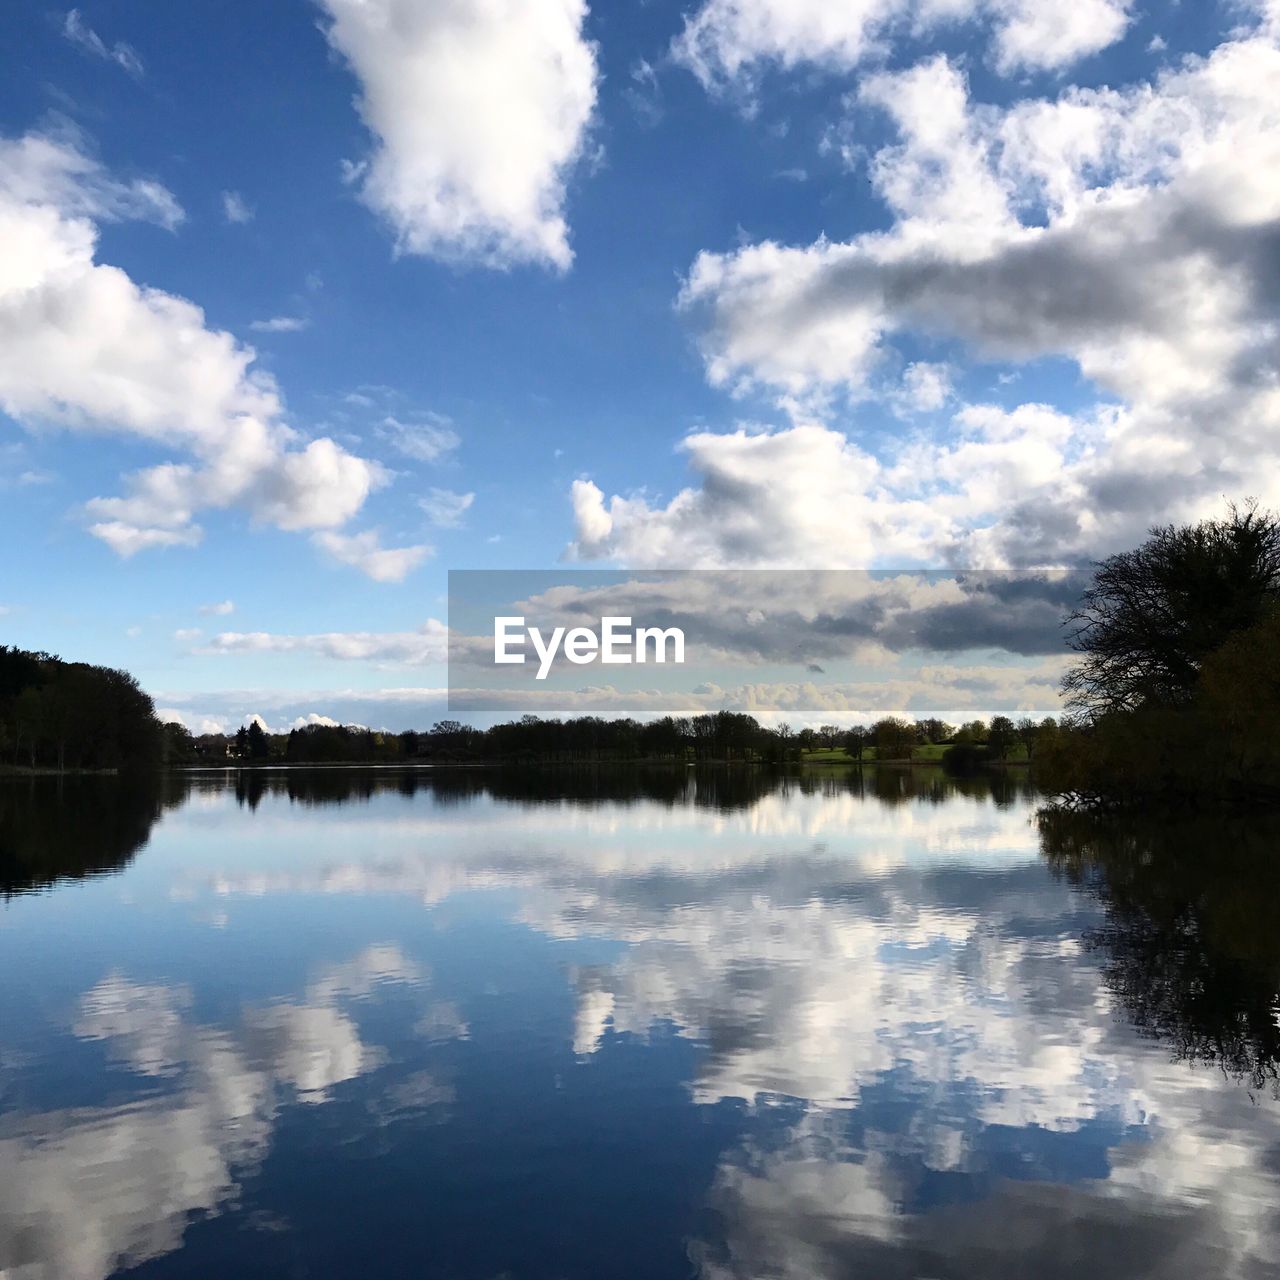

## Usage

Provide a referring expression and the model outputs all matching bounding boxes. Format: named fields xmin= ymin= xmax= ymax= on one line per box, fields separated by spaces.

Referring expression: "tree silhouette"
xmin=0 ymin=646 xmax=162 ymax=772
xmin=1064 ymin=501 xmax=1280 ymax=718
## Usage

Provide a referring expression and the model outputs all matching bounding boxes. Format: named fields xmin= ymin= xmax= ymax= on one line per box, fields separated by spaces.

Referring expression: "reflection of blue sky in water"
xmin=0 ymin=777 xmax=1277 ymax=1279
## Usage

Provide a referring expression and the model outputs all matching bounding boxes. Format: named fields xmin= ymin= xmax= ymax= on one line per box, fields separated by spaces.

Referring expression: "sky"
xmin=1 ymin=0 xmax=1277 ymax=731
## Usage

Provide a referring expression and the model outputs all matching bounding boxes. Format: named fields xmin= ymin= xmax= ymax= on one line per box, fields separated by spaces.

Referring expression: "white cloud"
xmin=0 ymin=129 xmax=180 ymax=229
xmin=568 ymin=421 xmax=954 ymax=566
xmin=419 ymin=486 xmax=474 ymax=527
xmin=199 ymin=619 xmax=448 ymax=666
xmin=198 ymin=599 xmax=235 ymax=616
xmin=292 ymin=713 xmax=341 ymax=729
xmin=987 ymin=0 xmax=1131 ymax=73
xmin=894 ymin=361 xmax=953 ymax=414
xmin=376 ymin=414 xmax=460 ymax=463
xmin=248 ymin=315 xmax=308 ymax=333
xmin=607 ymin=26 xmax=1280 ymax=567
xmin=236 ymin=711 xmax=371 ymax=734
xmin=62 ymin=9 xmax=144 ymax=77
xmin=157 ymin=707 xmax=228 ymax=734
xmin=220 ymin=190 xmax=253 ymax=224
xmin=0 ymin=131 xmax=398 ymax=571
xmin=312 ymin=529 xmax=432 ymax=582
xmin=566 ymin=406 xmax=1105 ymax=568
xmin=672 ymin=0 xmax=1131 ymax=94
xmin=89 ymin=521 xmax=203 ymax=556
xmin=318 ymin=0 xmax=599 ymax=270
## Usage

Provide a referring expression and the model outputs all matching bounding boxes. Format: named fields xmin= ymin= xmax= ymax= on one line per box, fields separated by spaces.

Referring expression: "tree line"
xmin=0 ymin=646 xmax=163 ymax=772
xmin=173 ymin=711 xmax=814 ymax=766
xmin=166 ymin=709 xmax=1059 ymax=769
xmin=0 ymin=641 xmax=1059 ymax=775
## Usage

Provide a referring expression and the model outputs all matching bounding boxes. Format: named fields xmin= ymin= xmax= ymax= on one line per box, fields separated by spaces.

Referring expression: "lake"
xmin=2 ymin=767 xmax=1278 ymax=1279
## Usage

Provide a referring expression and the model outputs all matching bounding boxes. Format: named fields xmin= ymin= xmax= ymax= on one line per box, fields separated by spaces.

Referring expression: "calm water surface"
xmin=2 ymin=768 xmax=1278 ymax=1279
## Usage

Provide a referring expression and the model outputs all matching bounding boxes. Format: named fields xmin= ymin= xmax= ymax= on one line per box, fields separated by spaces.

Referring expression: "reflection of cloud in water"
xmin=694 ymin=1076 xmax=1280 ymax=1278
xmin=196 ymin=789 xmax=1042 ymax=905
xmin=191 ymin=790 xmax=1280 ymax=1275
xmin=552 ymin=863 xmax=1280 ymax=1274
xmin=694 ymin=1115 xmax=1277 ymax=1279
xmin=74 ymin=972 xmax=194 ymax=1077
xmin=0 ymin=945 xmax=450 ymax=1280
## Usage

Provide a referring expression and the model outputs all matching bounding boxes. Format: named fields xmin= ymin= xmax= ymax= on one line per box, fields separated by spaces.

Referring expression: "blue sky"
xmin=1 ymin=0 xmax=1276 ymax=730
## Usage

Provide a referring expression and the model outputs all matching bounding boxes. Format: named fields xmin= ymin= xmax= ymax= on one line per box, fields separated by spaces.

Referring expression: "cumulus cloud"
xmin=586 ymin=24 xmax=1280 ymax=568
xmin=0 ymin=131 xmax=404 ymax=574
xmin=569 ymin=405 xmax=1093 ymax=567
xmin=198 ymin=599 xmax=235 ymax=616
xmin=89 ymin=522 xmax=203 ymax=555
xmin=893 ymin=361 xmax=952 ymax=414
xmin=291 ymin=713 xmax=342 ymax=729
xmin=672 ymin=0 xmax=1131 ymax=94
xmin=312 ymin=529 xmax=432 ymax=582
xmin=156 ymin=707 xmax=229 ymax=735
xmin=987 ymin=0 xmax=1131 ymax=73
xmin=317 ymin=0 xmax=599 ymax=270
xmin=62 ymin=9 xmax=144 ymax=77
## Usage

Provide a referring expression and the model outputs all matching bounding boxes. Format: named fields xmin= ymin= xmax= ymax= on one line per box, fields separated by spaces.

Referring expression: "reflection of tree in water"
xmin=0 ymin=775 xmax=184 ymax=896
xmin=1040 ymin=808 xmax=1280 ymax=1092
xmin=2 ymin=763 xmax=1029 ymax=897
xmin=216 ymin=762 xmax=1026 ymax=814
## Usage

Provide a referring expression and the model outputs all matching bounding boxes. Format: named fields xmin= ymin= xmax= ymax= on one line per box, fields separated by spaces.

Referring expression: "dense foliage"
xmin=0 ymin=645 xmax=163 ymax=771
xmin=1041 ymin=505 xmax=1280 ymax=807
